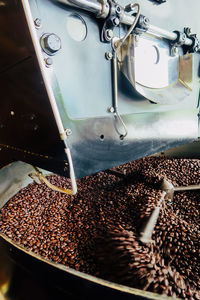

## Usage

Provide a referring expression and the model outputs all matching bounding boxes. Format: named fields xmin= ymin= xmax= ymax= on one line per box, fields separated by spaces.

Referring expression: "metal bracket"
xmin=170 ymin=30 xmax=187 ymax=56
xmin=100 ymin=0 xmax=121 ymax=42
xmin=135 ymin=14 xmax=150 ymax=33
xmin=171 ymin=28 xmax=200 ymax=55
xmin=183 ymin=27 xmax=200 ymax=53
xmin=97 ymin=0 xmax=110 ymax=19
xmin=173 ymin=30 xmax=187 ymax=46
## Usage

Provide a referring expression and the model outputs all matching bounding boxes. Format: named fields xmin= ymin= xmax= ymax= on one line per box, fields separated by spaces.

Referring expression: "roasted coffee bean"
xmin=0 ymin=158 xmax=199 ymax=299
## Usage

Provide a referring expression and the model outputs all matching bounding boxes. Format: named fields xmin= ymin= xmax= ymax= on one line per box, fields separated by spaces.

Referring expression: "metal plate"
xmin=134 ymin=35 xmax=178 ymax=89
xmin=0 ymin=0 xmax=199 ymax=179
xmin=119 ymin=34 xmax=196 ymax=105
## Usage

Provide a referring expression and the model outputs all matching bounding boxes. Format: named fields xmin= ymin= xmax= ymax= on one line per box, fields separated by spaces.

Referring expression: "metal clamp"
xmin=97 ymin=0 xmax=110 ymax=19
xmin=170 ymin=28 xmax=200 ymax=55
xmin=170 ymin=30 xmax=187 ymax=56
xmin=135 ymin=14 xmax=150 ymax=32
xmin=183 ymin=27 xmax=200 ymax=53
xmin=173 ymin=30 xmax=187 ymax=46
xmin=58 ymin=0 xmax=198 ymax=48
xmin=101 ymin=0 xmax=122 ymax=42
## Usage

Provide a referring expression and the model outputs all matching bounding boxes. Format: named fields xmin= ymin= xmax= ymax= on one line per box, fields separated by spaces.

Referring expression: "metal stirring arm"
xmin=139 ymin=191 xmax=166 ymax=244
xmin=139 ymin=180 xmax=200 ymax=244
xmin=174 ymin=184 xmax=200 ymax=192
xmin=161 ymin=178 xmax=200 ymax=200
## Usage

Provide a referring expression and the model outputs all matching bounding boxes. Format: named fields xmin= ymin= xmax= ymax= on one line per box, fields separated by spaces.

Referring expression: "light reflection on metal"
xmin=66 ymin=14 xmax=87 ymax=42
xmin=21 ymin=0 xmax=78 ymax=195
xmin=57 ymin=0 xmax=193 ymax=46
xmin=119 ymin=34 xmax=194 ymax=105
xmin=58 ymin=0 xmax=103 ymax=15
xmin=178 ymin=54 xmax=193 ymax=91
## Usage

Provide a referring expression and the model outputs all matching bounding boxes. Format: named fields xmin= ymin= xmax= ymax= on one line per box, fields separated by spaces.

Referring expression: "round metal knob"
xmin=41 ymin=33 xmax=61 ymax=55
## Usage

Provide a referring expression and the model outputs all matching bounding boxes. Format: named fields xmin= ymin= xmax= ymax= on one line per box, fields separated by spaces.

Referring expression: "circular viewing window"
xmin=66 ymin=14 xmax=87 ymax=42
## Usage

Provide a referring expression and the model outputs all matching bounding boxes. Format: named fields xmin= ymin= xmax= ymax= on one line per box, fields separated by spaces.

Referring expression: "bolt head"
xmin=105 ymin=52 xmax=113 ymax=60
xmin=144 ymin=17 xmax=150 ymax=25
xmin=42 ymin=33 xmax=62 ymax=55
xmin=65 ymin=128 xmax=72 ymax=136
xmin=45 ymin=57 xmax=53 ymax=67
xmin=34 ymin=18 xmax=42 ymax=28
xmin=45 ymin=34 xmax=61 ymax=53
xmin=108 ymin=106 xmax=114 ymax=113
xmin=130 ymin=3 xmax=136 ymax=10
xmin=105 ymin=29 xmax=113 ymax=41
xmin=113 ymin=17 xmax=120 ymax=26
xmin=171 ymin=46 xmax=178 ymax=56
xmin=115 ymin=5 xmax=121 ymax=14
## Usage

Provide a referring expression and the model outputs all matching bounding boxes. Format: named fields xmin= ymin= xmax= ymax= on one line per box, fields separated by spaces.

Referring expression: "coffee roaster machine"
xmin=0 ymin=0 xmax=200 ymax=299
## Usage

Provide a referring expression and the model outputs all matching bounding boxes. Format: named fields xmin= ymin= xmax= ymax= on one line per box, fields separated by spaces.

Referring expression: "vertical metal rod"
xmin=111 ymin=52 xmax=128 ymax=139
xmin=113 ymin=52 xmax=118 ymax=111
xmin=21 ymin=0 xmax=77 ymax=195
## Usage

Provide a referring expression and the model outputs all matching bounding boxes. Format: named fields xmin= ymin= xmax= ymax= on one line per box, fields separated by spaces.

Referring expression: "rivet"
xmin=45 ymin=57 xmax=53 ymax=67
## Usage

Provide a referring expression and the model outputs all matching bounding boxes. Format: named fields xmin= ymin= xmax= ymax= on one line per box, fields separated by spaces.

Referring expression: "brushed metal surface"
xmin=0 ymin=0 xmax=199 ymax=179
xmin=154 ymin=140 xmax=200 ymax=159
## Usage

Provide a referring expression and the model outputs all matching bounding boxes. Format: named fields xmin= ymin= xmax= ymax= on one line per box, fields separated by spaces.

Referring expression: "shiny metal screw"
xmin=144 ymin=17 xmax=150 ymax=26
xmin=45 ymin=57 xmax=53 ymax=67
xmin=171 ymin=46 xmax=178 ymax=56
xmin=34 ymin=18 xmax=42 ymax=28
xmin=65 ymin=128 xmax=72 ymax=136
xmin=105 ymin=29 xmax=113 ymax=41
xmin=113 ymin=17 xmax=120 ymax=26
xmin=108 ymin=106 xmax=115 ymax=113
xmin=105 ymin=52 xmax=113 ymax=60
xmin=116 ymin=5 xmax=121 ymax=14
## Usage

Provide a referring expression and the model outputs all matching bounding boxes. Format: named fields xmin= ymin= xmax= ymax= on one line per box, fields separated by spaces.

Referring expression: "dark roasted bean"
xmin=0 ymin=157 xmax=199 ymax=299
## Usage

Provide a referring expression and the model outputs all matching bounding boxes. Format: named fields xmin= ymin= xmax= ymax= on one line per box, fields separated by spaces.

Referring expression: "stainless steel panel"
xmin=31 ymin=0 xmax=200 ymax=119
xmin=0 ymin=0 xmax=199 ymax=179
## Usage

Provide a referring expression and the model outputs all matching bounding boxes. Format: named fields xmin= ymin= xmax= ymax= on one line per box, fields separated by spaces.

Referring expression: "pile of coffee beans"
xmin=0 ymin=157 xmax=199 ymax=299
xmin=95 ymin=229 xmax=198 ymax=298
